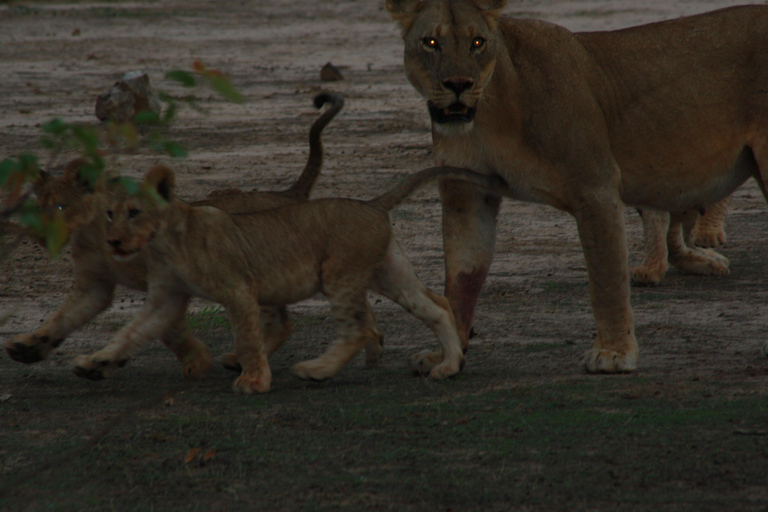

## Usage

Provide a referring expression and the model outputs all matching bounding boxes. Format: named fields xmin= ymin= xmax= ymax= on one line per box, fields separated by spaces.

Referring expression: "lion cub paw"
xmin=181 ymin=346 xmax=215 ymax=380
xmin=220 ymin=352 xmax=242 ymax=372
xmin=582 ymin=348 xmax=637 ymax=374
xmin=292 ymin=359 xmax=339 ymax=381
xmin=409 ymin=350 xmax=463 ymax=379
xmin=72 ymin=354 xmax=127 ymax=381
xmin=232 ymin=373 xmax=271 ymax=394
xmin=364 ymin=334 xmax=384 ymax=367
xmin=409 ymin=349 xmax=444 ymax=376
xmin=5 ymin=334 xmax=60 ymax=363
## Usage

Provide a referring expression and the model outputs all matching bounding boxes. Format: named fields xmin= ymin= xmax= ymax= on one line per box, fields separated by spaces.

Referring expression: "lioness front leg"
xmin=575 ymin=192 xmax=638 ymax=373
xmin=439 ymin=180 xmax=501 ymax=350
xmin=5 ymin=279 xmax=115 ymax=363
xmin=73 ymin=289 xmax=189 ymax=380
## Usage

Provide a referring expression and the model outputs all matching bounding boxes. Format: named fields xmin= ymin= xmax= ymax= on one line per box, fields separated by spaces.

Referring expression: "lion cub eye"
xmin=128 ymin=208 xmax=141 ymax=219
xmin=472 ymin=37 xmax=486 ymax=50
xmin=106 ymin=210 xmax=113 ymax=222
xmin=422 ymin=37 xmax=439 ymax=49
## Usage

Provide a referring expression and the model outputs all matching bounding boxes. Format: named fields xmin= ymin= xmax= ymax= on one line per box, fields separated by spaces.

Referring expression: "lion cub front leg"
xmin=5 ymin=279 xmax=115 ymax=363
xmin=73 ymin=290 xmax=189 ymax=380
xmin=691 ymin=197 xmax=728 ymax=248
xmin=220 ymin=306 xmax=292 ymax=372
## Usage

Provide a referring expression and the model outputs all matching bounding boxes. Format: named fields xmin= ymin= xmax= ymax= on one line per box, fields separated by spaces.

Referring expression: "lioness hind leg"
xmin=292 ymin=290 xmax=379 ymax=382
xmin=691 ymin=198 xmax=729 ymax=248
xmin=371 ymin=240 xmax=464 ymax=380
xmin=668 ymin=211 xmax=730 ymax=277
xmin=631 ymin=208 xmax=670 ymax=286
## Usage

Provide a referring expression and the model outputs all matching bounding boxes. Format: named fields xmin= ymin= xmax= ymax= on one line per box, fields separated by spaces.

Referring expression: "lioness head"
xmin=106 ymin=165 xmax=174 ymax=262
xmin=387 ymin=0 xmax=506 ymax=134
xmin=32 ymin=158 xmax=104 ymax=245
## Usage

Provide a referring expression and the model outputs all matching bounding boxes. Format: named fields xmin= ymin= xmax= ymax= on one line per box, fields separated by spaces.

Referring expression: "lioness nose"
xmin=443 ymin=78 xmax=473 ymax=96
xmin=108 ymin=239 xmax=122 ymax=249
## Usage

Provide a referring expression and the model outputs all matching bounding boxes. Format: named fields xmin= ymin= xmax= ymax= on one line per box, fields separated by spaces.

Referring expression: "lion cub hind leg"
xmin=220 ymin=306 xmax=292 ymax=372
xmin=292 ymin=269 xmax=381 ymax=381
xmin=160 ymin=319 xmax=214 ymax=379
xmin=371 ymin=240 xmax=464 ymax=380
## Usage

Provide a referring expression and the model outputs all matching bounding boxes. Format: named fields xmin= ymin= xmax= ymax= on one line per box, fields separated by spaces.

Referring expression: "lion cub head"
xmin=386 ymin=0 xmax=506 ymax=133
xmin=106 ymin=165 xmax=174 ymax=262
xmin=32 ymin=158 xmax=105 ymax=246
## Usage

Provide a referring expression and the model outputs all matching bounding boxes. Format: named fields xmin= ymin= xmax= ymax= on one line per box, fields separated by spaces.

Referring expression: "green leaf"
xmin=0 ymin=159 xmax=20 ymax=187
xmin=134 ymin=110 xmax=161 ymax=126
xmin=166 ymin=70 xmax=197 ymax=88
xmin=42 ymin=118 xmax=69 ymax=136
xmin=163 ymin=141 xmax=188 ymax=158
xmin=207 ymin=74 xmax=244 ymax=103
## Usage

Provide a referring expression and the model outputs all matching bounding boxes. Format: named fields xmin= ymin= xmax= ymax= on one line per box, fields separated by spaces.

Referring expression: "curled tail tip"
xmin=313 ymin=91 xmax=344 ymax=110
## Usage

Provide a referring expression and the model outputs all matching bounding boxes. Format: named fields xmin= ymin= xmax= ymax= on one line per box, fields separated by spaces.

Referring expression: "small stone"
xmin=95 ymin=70 xmax=162 ymax=123
xmin=320 ymin=62 xmax=344 ymax=82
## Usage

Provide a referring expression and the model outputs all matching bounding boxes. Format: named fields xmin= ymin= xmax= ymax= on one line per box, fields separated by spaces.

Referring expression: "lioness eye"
xmin=106 ymin=210 xmax=113 ymax=222
xmin=472 ymin=37 xmax=485 ymax=49
xmin=422 ymin=37 xmax=439 ymax=49
xmin=128 ymin=208 xmax=140 ymax=219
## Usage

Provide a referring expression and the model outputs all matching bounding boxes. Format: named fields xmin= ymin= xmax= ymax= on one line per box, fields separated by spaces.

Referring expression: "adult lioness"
xmin=4 ymin=93 xmax=346 ymax=378
xmin=99 ymin=165 xmax=505 ymax=393
xmin=387 ymin=0 xmax=768 ymax=372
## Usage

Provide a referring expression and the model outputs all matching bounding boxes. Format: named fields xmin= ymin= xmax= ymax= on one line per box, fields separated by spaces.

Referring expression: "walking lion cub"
xmin=5 ymin=93 xmax=344 ymax=379
xmin=99 ymin=165 xmax=505 ymax=393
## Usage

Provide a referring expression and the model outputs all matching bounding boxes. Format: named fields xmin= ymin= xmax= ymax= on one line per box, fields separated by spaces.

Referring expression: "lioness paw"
xmin=582 ymin=348 xmax=637 ymax=373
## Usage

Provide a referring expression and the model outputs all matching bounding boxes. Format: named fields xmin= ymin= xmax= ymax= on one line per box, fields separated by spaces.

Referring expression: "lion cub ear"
xmin=144 ymin=165 xmax=176 ymax=203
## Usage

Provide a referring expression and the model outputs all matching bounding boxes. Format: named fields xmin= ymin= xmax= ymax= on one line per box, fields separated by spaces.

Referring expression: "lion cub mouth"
xmin=428 ymin=101 xmax=476 ymax=124
xmin=111 ymin=247 xmax=141 ymax=262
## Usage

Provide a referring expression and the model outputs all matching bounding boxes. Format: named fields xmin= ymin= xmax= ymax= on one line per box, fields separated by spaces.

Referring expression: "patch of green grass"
xmin=187 ymin=305 xmax=230 ymax=332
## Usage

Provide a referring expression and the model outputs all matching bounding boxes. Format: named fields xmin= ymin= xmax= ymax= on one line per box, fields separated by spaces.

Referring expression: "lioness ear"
xmin=473 ymin=0 xmax=506 ymax=28
xmin=144 ymin=165 xmax=175 ymax=202
xmin=386 ymin=0 xmax=427 ymax=33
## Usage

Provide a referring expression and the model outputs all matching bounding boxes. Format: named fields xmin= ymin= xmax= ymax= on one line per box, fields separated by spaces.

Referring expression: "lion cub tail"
xmin=368 ymin=166 xmax=507 ymax=212
xmin=284 ymin=92 xmax=345 ymax=199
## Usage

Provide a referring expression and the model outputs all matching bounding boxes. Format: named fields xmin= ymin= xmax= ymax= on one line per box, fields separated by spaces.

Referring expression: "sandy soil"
xmin=1 ymin=0 xmax=767 ymax=404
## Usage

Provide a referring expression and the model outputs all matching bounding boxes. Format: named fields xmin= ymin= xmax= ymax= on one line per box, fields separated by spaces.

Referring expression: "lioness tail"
xmin=284 ymin=92 xmax=345 ymax=199
xmin=369 ymin=166 xmax=507 ymax=212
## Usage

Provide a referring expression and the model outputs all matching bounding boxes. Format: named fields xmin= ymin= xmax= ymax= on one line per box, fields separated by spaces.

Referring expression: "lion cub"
xmin=101 ymin=165 xmax=505 ymax=393
xmin=5 ymin=93 xmax=344 ymax=380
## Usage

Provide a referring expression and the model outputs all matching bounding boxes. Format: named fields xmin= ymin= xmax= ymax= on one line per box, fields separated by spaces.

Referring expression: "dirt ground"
xmin=1 ymin=1 xmax=767 ymax=511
